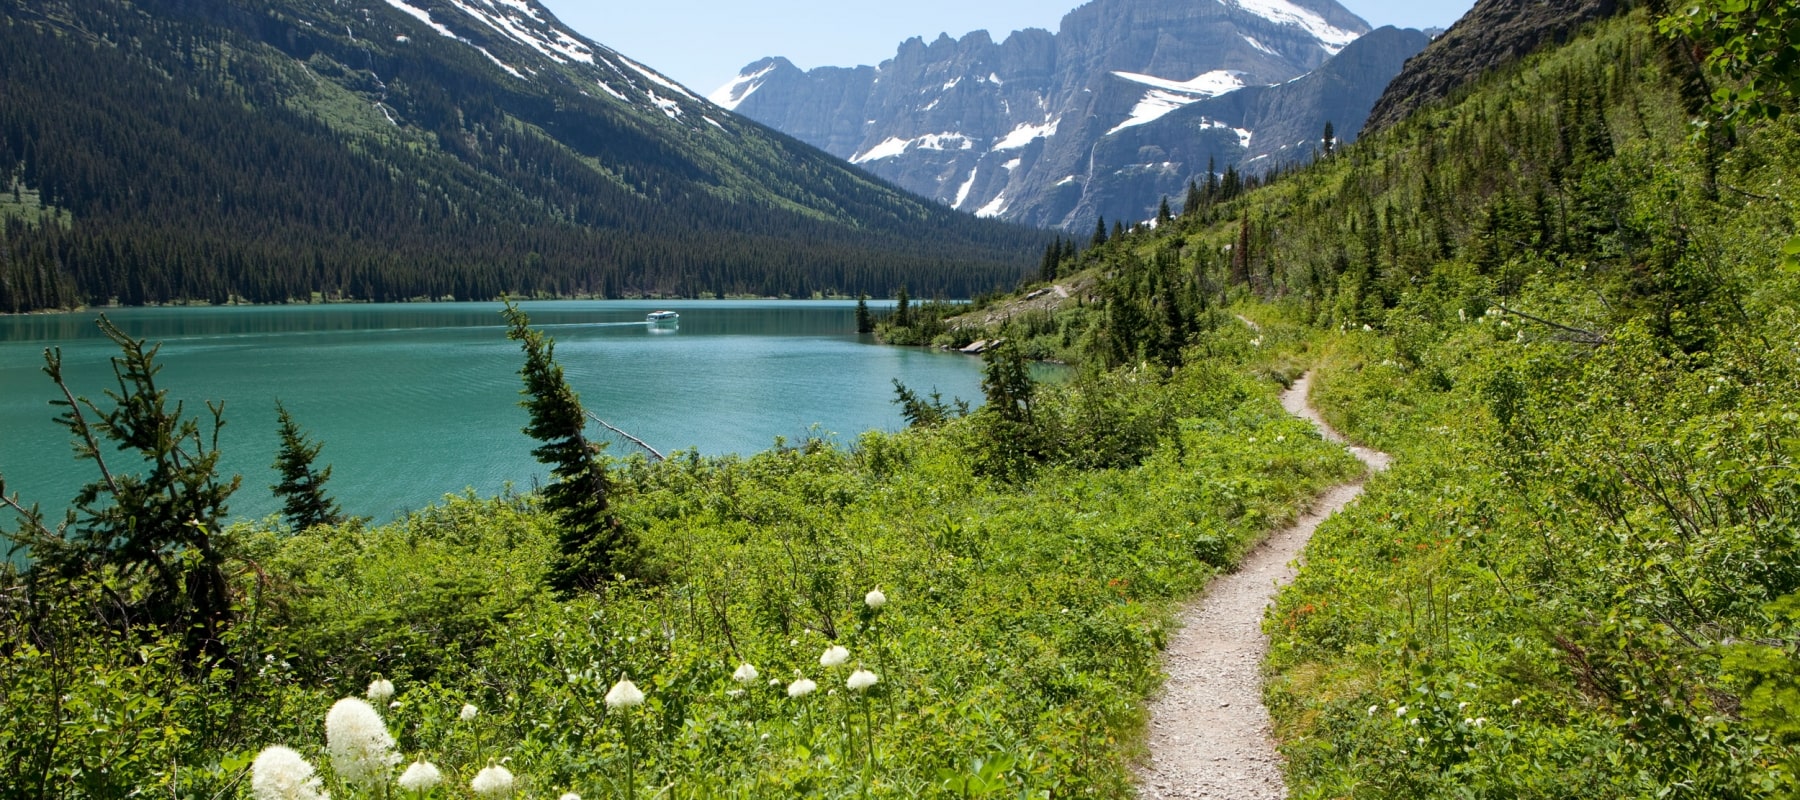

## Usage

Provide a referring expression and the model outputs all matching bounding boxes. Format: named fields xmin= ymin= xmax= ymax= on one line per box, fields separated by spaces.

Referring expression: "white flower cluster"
xmin=325 ymin=697 xmax=400 ymax=789
xmin=251 ymin=746 xmax=327 ymax=800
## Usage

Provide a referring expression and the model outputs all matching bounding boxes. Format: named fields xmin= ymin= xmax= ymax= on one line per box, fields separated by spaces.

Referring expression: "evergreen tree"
xmin=1 ymin=316 xmax=240 ymax=660
xmin=855 ymin=294 xmax=874 ymax=334
xmin=894 ymin=285 xmax=911 ymax=327
xmin=270 ymin=400 xmax=342 ymax=530
xmin=1322 ymin=121 xmax=1337 ymax=157
xmin=1041 ymin=240 xmax=1061 ymax=282
xmin=1092 ymin=217 xmax=1109 ymax=248
xmin=502 ymin=299 xmax=636 ymax=594
xmin=1157 ymin=196 xmax=1174 ymax=226
xmin=971 ymin=336 xmax=1040 ymax=482
xmin=1205 ymin=156 xmax=1221 ymax=198
xmin=1184 ymin=180 xmax=1202 ymax=216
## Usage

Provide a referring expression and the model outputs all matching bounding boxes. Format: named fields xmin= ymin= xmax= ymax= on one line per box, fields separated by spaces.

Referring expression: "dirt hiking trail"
xmin=1136 ymin=373 xmax=1390 ymax=799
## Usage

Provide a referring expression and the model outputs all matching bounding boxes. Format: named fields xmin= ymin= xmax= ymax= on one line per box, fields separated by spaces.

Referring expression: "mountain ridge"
xmin=717 ymin=0 xmax=1422 ymax=231
xmin=0 ymin=0 xmax=1046 ymax=312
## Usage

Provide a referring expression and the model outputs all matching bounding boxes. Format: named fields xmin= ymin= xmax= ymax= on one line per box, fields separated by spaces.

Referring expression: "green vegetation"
xmin=860 ymin=4 xmax=1800 ymax=793
xmin=10 ymin=1 xmax=1800 ymax=798
xmin=0 ymin=304 xmax=1358 ymax=797
xmin=928 ymin=4 xmax=1798 ymax=795
xmin=271 ymin=401 xmax=345 ymax=532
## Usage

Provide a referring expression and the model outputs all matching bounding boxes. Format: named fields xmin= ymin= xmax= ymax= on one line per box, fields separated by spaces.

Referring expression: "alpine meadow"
xmin=8 ymin=0 xmax=1800 ymax=799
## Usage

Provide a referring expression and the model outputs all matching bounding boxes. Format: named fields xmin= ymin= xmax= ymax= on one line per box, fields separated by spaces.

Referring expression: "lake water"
xmin=0 ymin=301 xmax=988 ymax=524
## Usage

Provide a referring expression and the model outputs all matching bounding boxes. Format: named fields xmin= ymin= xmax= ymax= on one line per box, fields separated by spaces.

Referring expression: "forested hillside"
xmin=0 ymin=0 xmax=1047 ymax=312
xmin=892 ymin=0 xmax=1800 ymax=793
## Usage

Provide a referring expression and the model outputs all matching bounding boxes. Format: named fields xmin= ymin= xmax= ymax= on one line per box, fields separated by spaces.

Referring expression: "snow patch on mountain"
xmin=976 ymin=191 xmax=1009 ymax=218
xmin=850 ymin=133 xmax=974 ymax=164
xmin=617 ymin=54 xmax=700 ymax=103
xmin=448 ymin=0 xmax=593 ymax=64
xmin=1113 ymin=69 xmax=1246 ymax=96
xmin=709 ymin=63 xmax=778 ymax=110
xmin=993 ymin=119 xmax=1059 ymax=151
xmin=476 ymin=45 xmax=525 ymax=78
xmin=1242 ymin=35 xmax=1278 ymax=56
xmin=1108 ymin=70 xmax=1247 ymax=135
xmin=952 ymin=167 xmax=979 ymax=210
xmin=1225 ymin=0 xmax=1359 ymax=53
xmin=383 ymin=0 xmax=455 ymax=39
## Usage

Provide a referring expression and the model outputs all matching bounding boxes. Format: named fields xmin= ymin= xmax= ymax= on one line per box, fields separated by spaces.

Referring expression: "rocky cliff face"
xmin=714 ymin=0 xmax=1420 ymax=230
xmin=1362 ymin=0 xmax=1622 ymax=134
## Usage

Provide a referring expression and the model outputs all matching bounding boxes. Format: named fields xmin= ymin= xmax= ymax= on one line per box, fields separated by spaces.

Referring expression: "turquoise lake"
xmin=0 ymin=301 xmax=989 ymax=524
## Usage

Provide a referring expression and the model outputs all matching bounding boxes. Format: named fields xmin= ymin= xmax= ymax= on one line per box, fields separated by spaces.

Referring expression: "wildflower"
xmin=366 ymin=678 xmax=396 ymax=703
xmin=865 ymin=587 xmax=888 ymax=609
xmin=460 ymin=703 xmax=479 ymax=721
xmin=1458 ymin=702 xmax=1468 ymax=711
xmin=397 ymin=761 xmax=443 ymax=792
xmin=820 ymin=645 xmax=850 ymax=667
xmin=606 ymin=678 xmax=646 ymax=709
xmin=1512 ymin=698 xmax=1522 ymax=708
xmin=389 ymin=701 xmax=402 ymax=710
xmin=1395 ymin=705 xmax=1407 ymax=718
xmin=560 ymin=794 xmax=581 ymax=800
xmin=733 ymin=663 xmax=759 ymax=683
xmin=471 ymin=765 xmax=516 ymax=798
xmin=847 ymin=669 xmax=879 ymax=691
xmin=1367 ymin=705 xmax=1378 ymax=716
xmin=1475 ymin=717 xmax=1486 ymax=727
xmin=251 ymin=745 xmax=326 ymax=800
xmin=788 ymin=678 xmax=818 ymax=698
xmin=325 ymin=697 xmax=400 ymax=789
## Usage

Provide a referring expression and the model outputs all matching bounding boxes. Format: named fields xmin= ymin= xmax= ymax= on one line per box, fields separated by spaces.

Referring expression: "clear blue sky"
xmin=538 ymin=0 xmax=1476 ymax=94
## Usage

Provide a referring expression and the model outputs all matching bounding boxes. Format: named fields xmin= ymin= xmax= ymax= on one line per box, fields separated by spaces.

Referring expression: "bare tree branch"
xmin=1496 ymin=304 xmax=1611 ymax=345
xmin=587 ymin=412 xmax=666 ymax=462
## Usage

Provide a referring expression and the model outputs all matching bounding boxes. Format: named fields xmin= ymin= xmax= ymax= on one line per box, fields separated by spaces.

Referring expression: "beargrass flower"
xmin=397 ymin=761 xmax=443 ymax=792
xmin=733 ymin=663 xmax=759 ymax=683
xmin=251 ymin=745 xmax=327 ymax=800
xmin=560 ymin=794 xmax=581 ymax=800
xmin=1395 ymin=705 xmax=1407 ymax=718
xmin=1368 ymin=705 xmax=1378 ymax=716
xmin=460 ymin=703 xmax=479 ymax=721
xmin=865 ymin=588 xmax=887 ymax=609
xmin=606 ymin=678 xmax=645 ymax=709
xmin=847 ymin=669 xmax=879 ymax=691
xmin=366 ymin=678 xmax=395 ymax=703
xmin=820 ymin=646 xmax=850 ymax=667
xmin=325 ymin=697 xmax=399 ymax=789
xmin=788 ymin=678 xmax=817 ymax=698
xmin=470 ymin=765 xmax=515 ymax=798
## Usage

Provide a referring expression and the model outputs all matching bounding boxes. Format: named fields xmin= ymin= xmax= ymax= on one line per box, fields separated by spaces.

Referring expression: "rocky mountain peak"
xmin=718 ymin=0 xmax=1424 ymax=230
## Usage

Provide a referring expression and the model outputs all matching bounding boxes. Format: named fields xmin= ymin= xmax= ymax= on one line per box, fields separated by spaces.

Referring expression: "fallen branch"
xmin=587 ymin=412 xmax=665 ymax=462
xmin=1496 ymin=304 xmax=1610 ymax=345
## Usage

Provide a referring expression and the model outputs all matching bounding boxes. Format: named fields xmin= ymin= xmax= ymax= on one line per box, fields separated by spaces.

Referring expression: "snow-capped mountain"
xmin=714 ymin=0 xmax=1425 ymax=230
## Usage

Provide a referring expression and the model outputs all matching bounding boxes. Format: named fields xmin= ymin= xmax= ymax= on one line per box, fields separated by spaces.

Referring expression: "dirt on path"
xmin=1135 ymin=373 xmax=1389 ymax=799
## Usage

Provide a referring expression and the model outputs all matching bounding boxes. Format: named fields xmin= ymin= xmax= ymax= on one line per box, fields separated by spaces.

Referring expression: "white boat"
xmin=646 ymin=310 xmax=679 ymax=323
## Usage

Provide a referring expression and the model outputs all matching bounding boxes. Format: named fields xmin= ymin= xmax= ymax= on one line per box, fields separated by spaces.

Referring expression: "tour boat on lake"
xmin=646 ymin=310 xmax=679 ymax=323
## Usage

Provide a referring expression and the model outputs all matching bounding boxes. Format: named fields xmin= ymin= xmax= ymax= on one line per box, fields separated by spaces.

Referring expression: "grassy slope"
xmin=1250 ymin=13 xmax=1800 ymax=798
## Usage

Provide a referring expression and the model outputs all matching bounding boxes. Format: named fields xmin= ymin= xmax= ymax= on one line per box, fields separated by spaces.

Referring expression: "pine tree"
xmin=1322 ymin=121 xmax=1337 ymax=157
xmin=855 ymin=293 xmax=874 ymax=334
xmin=1184 ymin=180 xmax=1202 ymax=216
xmin=894 ymin=285 xmax=911 ymax=327
xmin=1157 ymin=196 xmax=1174 ymax=226
xmin=0 ymin=315 xmax=240 ymax=660
xmin=270 ymin=400 xmax=342 ymax=530
xmin=502 ymin=299 xmax=636 ymax=594
xmin=1092 ymin=217 xmax=1109 ymax=248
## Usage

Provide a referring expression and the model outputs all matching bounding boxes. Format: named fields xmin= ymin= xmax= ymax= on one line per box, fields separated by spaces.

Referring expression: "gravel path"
xmin=1135 ymin=373 xmax=1389 ymax=799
